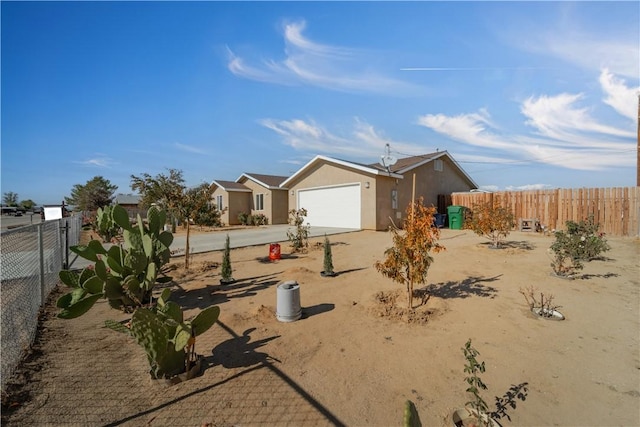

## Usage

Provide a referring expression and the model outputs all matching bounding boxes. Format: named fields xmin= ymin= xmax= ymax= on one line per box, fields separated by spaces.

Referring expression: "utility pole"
xmin=637 ymin=93 xmax=639 ymax=186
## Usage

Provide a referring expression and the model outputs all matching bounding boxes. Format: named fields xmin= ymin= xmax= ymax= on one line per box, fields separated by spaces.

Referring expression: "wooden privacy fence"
xmin=451 ymin=187 xmax=640 ymax=237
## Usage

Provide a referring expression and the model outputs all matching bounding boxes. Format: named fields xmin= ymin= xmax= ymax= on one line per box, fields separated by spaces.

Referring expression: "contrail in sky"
xmin=400 ymin=67 xmax=548 ymax=71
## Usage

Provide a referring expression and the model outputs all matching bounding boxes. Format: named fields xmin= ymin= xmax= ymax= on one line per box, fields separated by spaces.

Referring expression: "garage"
xmin=297 ymin=183 xmax=361 ymax=229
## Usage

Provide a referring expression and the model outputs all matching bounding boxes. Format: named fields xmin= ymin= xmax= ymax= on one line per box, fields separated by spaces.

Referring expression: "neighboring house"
xmin=236 ymin=173 xmax=289 ymax=225
xmin=113 ymin=194 xmax=143 ymax=219
xmin=211 ymin=174 xmax=289 ymax=226
xmin=281 ymin=151 xmax=477 ymax=231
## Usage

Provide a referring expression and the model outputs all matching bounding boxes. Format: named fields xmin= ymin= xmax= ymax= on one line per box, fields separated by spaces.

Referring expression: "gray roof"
xmin=238 ymin=173 xmax=289 ymax=189
xmin=113 ymin=194 xmax=141 ymax=205
xmin=211 ymin=180 xmax=251 ymax=192
xmin=367 ymin=152 xmax=441 ymax=173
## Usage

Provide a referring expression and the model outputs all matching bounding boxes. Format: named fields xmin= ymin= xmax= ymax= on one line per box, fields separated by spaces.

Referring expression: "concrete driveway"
xmin=170 ymin=224 xmax=360 ymax=255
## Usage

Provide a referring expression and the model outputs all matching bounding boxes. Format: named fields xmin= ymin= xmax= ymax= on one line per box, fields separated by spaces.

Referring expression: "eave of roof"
xmin=236 ymin=173 xmax=289 ymax=190
xmin=280 ymin=155 xmax=403 ymax=188
xmin=211 ymin=180 xmax=252 ymax=192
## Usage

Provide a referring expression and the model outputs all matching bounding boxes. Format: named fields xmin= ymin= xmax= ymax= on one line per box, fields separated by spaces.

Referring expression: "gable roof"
xmin=368 ymin=151 xmax=477 ymax=187
xmin=281 ymin=152 xmax=477 ymax=188
xmin=211 ymin=180 xmax=252 ymax=192
xmin=280 ymin=155 xmax=403 ymax=188
xmin=237 ymin=173 xmax=289 ymax=189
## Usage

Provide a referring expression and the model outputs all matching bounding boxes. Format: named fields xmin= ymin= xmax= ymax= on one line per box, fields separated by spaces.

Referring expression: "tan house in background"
xmin=113 ymin=193 xmax=144 ymax=219
xmin=211 ymin=173 xmax=288 ymax=226
xmin=210 ymin=180 xmax=252 ymax=226
xmin=281 ymin=151 xmax=477 ymax=231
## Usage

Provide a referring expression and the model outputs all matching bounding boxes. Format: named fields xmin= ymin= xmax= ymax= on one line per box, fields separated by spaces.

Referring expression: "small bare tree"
xmin=375 ymin=198 xmax=445 ymax=309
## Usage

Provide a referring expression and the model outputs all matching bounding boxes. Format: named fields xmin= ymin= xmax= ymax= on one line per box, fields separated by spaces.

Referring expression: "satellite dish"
xmin=379 ymin=143 xmax=397 ymax=170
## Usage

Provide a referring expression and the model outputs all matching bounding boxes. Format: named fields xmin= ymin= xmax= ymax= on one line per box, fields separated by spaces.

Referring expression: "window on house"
xmin=216 ymin=195 xmax=223 ymax=210
xmin=434 ymin=159 xmax=443 ymax=172
xmin=391 ymin=189 xmax=398 ymax=210
xmin=255 ymin=194 xmax=264 ymax=211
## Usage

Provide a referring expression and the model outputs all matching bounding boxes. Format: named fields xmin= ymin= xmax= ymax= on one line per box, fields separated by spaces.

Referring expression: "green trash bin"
xmin=447 ymin=205 xmax=465 ymax=229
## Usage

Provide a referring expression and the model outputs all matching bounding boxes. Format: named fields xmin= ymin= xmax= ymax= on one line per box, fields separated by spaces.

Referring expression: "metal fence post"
xmin=64 ymin=220 xmax=70 ymax=270
xmin=38 ymin=223 xmax=46 ymax=305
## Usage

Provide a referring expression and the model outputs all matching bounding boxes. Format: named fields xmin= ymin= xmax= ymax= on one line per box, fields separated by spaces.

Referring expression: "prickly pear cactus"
xmin=57 ymin=205 xmax=174 ymax=318
xmin=92 ymin=205 xmax=122 ymax=243
xmin=131 ymin=308 xmax=186 ymax=379
xmin=58 ymin=205 xmax=222 ymax=381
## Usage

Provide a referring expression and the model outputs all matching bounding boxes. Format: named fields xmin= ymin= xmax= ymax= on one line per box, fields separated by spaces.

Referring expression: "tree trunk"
xmin=185 ymin=219 xmax=191 ymax=269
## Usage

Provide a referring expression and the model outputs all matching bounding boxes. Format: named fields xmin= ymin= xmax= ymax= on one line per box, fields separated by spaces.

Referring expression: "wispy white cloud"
xmin=599 ymin=68 xmax=639 ymax=121
xmin=505 ymin=184 xmax=555 ymax=191
xmin=540 ymin=36 xmax=639 ymax=79
xmin=227 ymin=20 xmax=423 ymax=95
xmin=509 ymin=14 xmax=639 ymax=79
xmin=417 ymin=71 xmax=636 ymax=171
xmin=174 ymin=143 xmax=207 ymax=155
xmin=521 ymin=92 xmax=634 ymax=142
xmin=260 ymin=117 xmax=430 ymax=161
xmin=75 ymin=155 xmax=113 ymax=168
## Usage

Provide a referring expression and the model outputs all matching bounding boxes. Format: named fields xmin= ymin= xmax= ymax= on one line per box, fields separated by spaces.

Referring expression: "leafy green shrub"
xmin=549 ymin=229 xmax=583 ymax=277
xmin=549 ymin=215 xmax=610 ymax=277
xmin=251 ymin=213 xmax=268 ymax=226
xmin=238 ymin=212 xmax=250 ymax=225
xmin=463 ymin=339 xmax=490 ymax=426
xmin=565 ymin=215 xmax=610 ymax=260
xmin=193 ymin=208 xmax=222 ymax=227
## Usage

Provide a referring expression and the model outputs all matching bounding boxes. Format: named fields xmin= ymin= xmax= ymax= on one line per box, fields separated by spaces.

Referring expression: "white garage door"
xmin=298 ymin=184 xmax=361 ymax=229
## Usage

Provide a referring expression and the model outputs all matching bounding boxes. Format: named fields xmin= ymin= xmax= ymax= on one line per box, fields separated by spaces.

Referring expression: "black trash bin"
xmin=434 ymin=213 xmax=447 ymax=228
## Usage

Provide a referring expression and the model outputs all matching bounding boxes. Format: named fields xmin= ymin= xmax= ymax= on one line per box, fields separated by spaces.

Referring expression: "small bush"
xmin=286 ymin=208 xmax=310 ymax=252
xmin=549 ymin=215 xmax=610 ymax=277
xmin=251 ymin=213 xmax=268 ymax=226
xmin=549 ymin=229 xmax=583 ymax=276
xmin=464 ymin=200 xmax=515 ymax=248
xmin=193 ymin=208 xmax=222 ymax=227
xmin=238 ymin=212 xmax=250 ymax=225
xmin=565 ymin=215 xmax=610 ymax=260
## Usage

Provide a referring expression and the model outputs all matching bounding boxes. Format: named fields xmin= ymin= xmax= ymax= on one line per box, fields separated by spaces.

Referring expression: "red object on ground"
xmin=269 ymin=243 xmax=281 ymax=260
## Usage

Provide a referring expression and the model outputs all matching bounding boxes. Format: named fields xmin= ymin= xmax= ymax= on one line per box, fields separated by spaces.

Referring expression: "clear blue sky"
xmin=2 ymin=1 xmax=638 ymax=206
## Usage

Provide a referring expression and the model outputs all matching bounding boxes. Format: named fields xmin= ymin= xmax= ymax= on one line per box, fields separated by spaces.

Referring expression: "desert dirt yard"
xmin=2 ymin=227 xmax=639 ymax=427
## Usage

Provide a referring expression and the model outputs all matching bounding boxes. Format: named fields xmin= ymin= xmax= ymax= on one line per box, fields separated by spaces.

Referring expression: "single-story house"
xmin=211 ymin=173 xmax=289 ymax=226
xmin=113 ymin=194 xmax=144 ymax=219
xmin=281 ymin=151 xmax=477 ymax=231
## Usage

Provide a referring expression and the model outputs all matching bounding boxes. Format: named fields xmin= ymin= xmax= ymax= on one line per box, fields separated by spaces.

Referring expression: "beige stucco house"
xmin=211 ymin=173 xmax=288 ymax=226
xmin=281 ymin=151 xmax=477 ymax=231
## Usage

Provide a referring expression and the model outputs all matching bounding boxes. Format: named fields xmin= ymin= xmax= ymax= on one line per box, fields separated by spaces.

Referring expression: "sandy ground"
xmin=2 ymin=228 xmax=639 ymax=427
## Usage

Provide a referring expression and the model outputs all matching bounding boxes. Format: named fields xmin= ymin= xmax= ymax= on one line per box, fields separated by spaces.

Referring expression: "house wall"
xmin=271 ymin=189 xmax=289 ymax=224
xmin=374 ymin=175 xmax=401 ymax=230
xmin=212 ymin=188 xmax=251 ymax=225
xmin=240 ymin=181 xmax=288 ymax=225
xmin=286 ymin=161 xmax=378 ymax=229
xmin=395 ymin=157 xmax=475 ymax=223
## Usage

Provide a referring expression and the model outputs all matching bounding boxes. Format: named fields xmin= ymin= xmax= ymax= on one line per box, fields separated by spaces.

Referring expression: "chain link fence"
xmin=1 ymin=215 xmax=83 ymax=392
